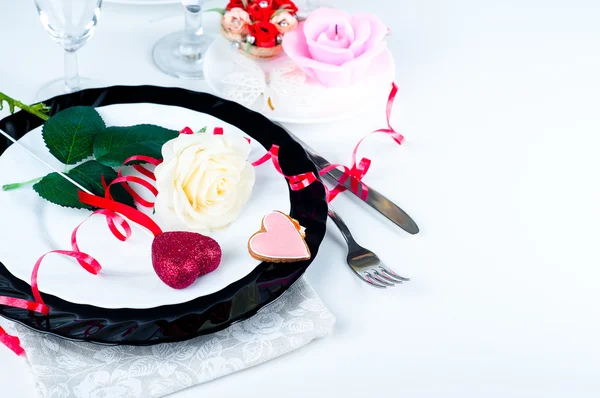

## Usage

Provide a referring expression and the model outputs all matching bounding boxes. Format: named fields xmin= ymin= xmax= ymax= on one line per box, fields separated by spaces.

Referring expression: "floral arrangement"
xmin=214 ymin=0 xmax=299 ymax=59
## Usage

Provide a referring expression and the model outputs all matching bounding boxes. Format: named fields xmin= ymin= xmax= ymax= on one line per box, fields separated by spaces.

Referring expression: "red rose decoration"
xmin=247 ymin=2 xmax=275 ymax=22
xmin=249 ymin=21 xmax=279 ymax=48
xmin=226 ymin=0 xmax=245 ymax=10
xmin=273 ymin=0 xmax=298 ymax=14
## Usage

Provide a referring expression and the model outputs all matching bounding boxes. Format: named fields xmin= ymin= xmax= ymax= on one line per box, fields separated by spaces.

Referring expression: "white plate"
xmin=0 ymin=103 xmax=289 ymax=309
xmin=203 ymin=37 xmax=396 ymax=124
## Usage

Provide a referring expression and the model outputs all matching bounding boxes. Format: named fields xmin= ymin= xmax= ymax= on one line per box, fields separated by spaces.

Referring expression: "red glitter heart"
xmin=151 ymin=231 xmax=222 ymax=289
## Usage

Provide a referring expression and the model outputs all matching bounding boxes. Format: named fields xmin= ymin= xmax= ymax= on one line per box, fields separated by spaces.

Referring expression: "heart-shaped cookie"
xmin=152 ymin=231 xmax=222 ymax=289
xmin=248 ymin=211 xmax=310 ymax=262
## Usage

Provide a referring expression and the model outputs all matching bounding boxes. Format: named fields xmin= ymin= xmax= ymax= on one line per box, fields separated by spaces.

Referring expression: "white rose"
xmin=154 ymin=133 xmax=256 ymax=233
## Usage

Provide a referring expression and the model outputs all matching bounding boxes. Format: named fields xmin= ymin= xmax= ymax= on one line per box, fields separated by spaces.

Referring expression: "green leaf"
xmin=198 ymin=126 xmax=207 ymax=133
xmin=93 ymin=124 xmax=178 ymax=167
xmin=204 ymin=7 xmax=227 ymax=15
xmin=42 ymin=106 xmax=106 ymax=165
xmin=241 ymin=0 xmax=248 ymax=9
xmin=32 ymin=160 xmax=135 ymax=210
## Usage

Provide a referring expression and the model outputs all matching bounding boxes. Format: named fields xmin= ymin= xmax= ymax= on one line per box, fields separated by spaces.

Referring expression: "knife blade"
xmin=283 ymin=129 xmax=420 ymax=235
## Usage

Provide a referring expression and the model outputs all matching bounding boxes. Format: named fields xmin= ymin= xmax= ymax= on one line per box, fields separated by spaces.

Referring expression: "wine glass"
xmin=152 ymin=0 xmax=213 ymax=79
xmin=34 ymin=0 xmax=103 ymax=101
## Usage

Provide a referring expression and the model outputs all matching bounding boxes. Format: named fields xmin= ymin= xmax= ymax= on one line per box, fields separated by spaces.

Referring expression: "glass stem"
xmin=179 ymin=1 xmax=204 ymax=60
xmin=64 ymin=50 xmax=80 ymax=91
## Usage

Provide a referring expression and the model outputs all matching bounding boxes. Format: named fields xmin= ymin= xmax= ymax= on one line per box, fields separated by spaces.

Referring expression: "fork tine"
xmin=359 ymin=271 xmax=387 ymax=288
xmin=374 ymin=270 xmax=401 ymax=285
xmin=379 ymin=265 xmax=410 ymax=282
xmin=371 ymin=271 xmax=395 ymax=286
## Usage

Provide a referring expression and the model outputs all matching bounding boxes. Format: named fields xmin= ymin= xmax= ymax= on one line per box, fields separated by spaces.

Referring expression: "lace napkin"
xmin=0 ymin=278 xmax=335 ymax=398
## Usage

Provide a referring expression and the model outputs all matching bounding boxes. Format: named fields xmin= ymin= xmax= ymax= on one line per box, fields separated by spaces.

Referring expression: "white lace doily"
xmin=221 ymin=52 xmax=333 ymax=112
xmin=0 ymin=278 xmax=335 ymax=398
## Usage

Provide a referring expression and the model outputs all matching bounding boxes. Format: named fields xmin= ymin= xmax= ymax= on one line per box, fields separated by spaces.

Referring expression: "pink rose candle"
xmin=282 ymin=8 xmax=388 ymax=87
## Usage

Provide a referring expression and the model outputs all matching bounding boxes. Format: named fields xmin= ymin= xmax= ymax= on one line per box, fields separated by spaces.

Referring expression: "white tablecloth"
xmin=1 ymin=0 xmax=599 ymax=397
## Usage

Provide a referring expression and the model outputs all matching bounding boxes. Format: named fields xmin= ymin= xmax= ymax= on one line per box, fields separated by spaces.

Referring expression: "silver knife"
xmin=282 ymin=128 xmax=420 ymax=235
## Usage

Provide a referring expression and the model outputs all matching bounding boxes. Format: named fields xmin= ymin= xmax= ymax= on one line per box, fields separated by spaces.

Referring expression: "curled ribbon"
xmin=113 ymin=155 xmax=161 ymax=208
xmin=251 ymin=147 xmax=352 ymax=201
xmin=30 ymin=208 xmax=137 ymax=308
xmin=251 ymin=83 xmax=403 ymax=202
xmin=31 ymin=250 xmax=101 ymax=305
xmin=324 ymin=83 xmax=403 ymax=202
xmin=32 ymin=168 xmax=165 ymax=307
xmin=78 ymin=191 xmax=162 ymax=237
xmin=1 ymin=125 xmax=207 ymax=355
xmin=0 ymin=326 xmax=24 ymax=356
xmin=0 ymin=297 xmax=49 ymax=315
xmin=251 ymin=145 xmax=318 ymax=191
xmin=0 ymin=294 xmax=50 ymax=354
xmin=1 ymin=155 xmax=164 ymax=355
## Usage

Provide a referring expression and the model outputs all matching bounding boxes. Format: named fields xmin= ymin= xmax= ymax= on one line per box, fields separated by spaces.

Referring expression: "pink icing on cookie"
xmin=249 ymin=212 xmax=310 ymax=260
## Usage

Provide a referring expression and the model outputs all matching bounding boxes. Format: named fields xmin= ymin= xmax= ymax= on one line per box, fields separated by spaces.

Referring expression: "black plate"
xmin=0 ymin=86 xmax=327 ymax=345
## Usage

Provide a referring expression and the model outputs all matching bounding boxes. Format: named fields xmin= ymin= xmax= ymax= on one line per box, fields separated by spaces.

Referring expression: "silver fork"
xmin=328 ymin=207 xmax=410 ymax=288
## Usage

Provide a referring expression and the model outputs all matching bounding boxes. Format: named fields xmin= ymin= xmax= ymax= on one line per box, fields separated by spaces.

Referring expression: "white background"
xmin=1 ymin=0 xmax=600 ymax=397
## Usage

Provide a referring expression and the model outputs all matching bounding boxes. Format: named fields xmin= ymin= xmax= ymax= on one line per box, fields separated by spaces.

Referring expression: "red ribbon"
xmin=71 ymin=209 xmax=132 ymax=269
xmin=251 ymin=145 xmax=318 ymax=191
xmin=180 ymin=126 xmax=224 ymax=136
xmin=30 ymin=208 xmax=133 ymax=307
xmin=78 ymin=191 xmax=163 ymax=237
xmin=133 ymin=164 xmax=156 ymax=181
xmin=325 ymin=83 xmax=403 ymax=202
xmin=31 ymin=250 xmax=102 ymax=305
xmin=0 ymin=211 xmax=125 ymax=356
xmin=352 ymin=83 xmax=404 ymax=159
xmin=5 ymin=184 xmax=163 ymax=357
xmin=250 ymin=83 xmax=404 ymax=202
xmin=0 ymin=297 xmax=50 ymax=315
xmin=0 ymin=326 xmax=24 ymax=356
xmin=113 ymin=155 xmax=161 ymax=208
xmin=252 ymin=147 xmax=365 ymax=201
xmin=0 ymin=135 xmax=175 ymax=356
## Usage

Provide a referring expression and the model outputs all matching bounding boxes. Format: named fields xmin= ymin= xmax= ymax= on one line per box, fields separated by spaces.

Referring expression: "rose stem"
xmin=0 ymin=91 xmax=52 ymax=189
xmin=2 ymin=177 xmax=43 ymax=191
xmin=0 ymin=92 xmax=50 ymax=121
